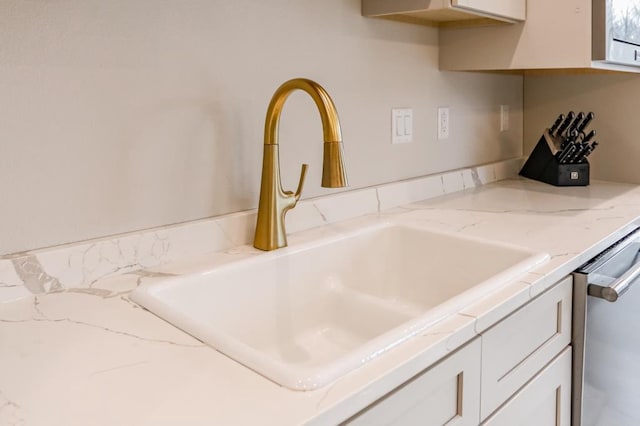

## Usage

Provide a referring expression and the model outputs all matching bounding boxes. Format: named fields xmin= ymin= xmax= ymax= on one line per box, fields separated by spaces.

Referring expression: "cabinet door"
xmin=452 ymin=0 xmax=525 ymax=21
xmin=480 ymin=276 xmax=572 ymax=419
xmin=344 ymin=338 xmax=481 ymax=426
xmin=440 ymin=0 xmax=593 ymax=71
xmin=482 ymin=347 xmax=572 ymax=426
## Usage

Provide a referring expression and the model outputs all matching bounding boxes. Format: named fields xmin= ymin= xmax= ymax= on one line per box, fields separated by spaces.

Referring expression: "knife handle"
xmin=558 ymin=144 xmax=577 ymax=164
xmin=569 ymin=142 xmax=589 ymax=163
xmin=568 ymin=112 xmax=585 ymax=135
xmin=549 ymin=114 xmax=565 ymax=134
xmin=576 ymin=111 xmax=595 ymax=134
xmin=560 ymin=129 xmax=579 ymax=150
xmin=555 ymin=140 xmax=572 ymax=159
xmin=568 ymin=129 xmax=579 ymax=143
xmin=577 ymin=141 xmax=598 ymax=163
xmin=583 ymin=129 xmax=596 ymax=143
xmin=556 ymin=111 xmax=575 ymax=137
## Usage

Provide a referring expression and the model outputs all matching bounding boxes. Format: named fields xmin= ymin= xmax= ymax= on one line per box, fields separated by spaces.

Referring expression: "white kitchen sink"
xmin=131 ymin=223 xmax=548 ymax=390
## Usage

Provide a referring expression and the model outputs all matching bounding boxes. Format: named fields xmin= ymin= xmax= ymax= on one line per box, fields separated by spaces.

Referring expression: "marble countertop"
xmin=3 ymin=177 xmax=640 ymax=426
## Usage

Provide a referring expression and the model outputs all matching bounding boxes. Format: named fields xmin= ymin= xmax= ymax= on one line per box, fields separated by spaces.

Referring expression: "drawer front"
xmin=481 ymin=276 xmax=572 ymax=419
xmin=482 ymin=347 xmax=572 ymax=426
xmin=345 ymin=338 xmax=481 ymax=426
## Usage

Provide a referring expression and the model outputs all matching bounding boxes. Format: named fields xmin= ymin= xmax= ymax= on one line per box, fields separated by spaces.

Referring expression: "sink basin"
xmin=131 ymin=222 xmax=548 ymax=390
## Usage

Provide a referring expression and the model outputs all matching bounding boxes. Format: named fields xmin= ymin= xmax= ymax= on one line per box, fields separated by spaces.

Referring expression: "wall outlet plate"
xmin=438 ymin=107 xmax=450 ymax=140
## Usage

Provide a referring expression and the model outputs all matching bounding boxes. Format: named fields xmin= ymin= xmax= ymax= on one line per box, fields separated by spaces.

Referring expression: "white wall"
xmin=525 ymin=73 xmax=640 ymax=184
xmin=0 ymin=0 xmax=523 ymax=255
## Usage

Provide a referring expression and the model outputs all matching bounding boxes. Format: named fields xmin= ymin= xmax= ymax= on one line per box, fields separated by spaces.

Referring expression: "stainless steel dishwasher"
xmin=573 ymin=225 xmax=640 ymax=426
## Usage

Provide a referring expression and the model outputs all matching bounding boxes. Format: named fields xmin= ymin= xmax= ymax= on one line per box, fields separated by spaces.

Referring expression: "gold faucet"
xmin=253 ymin=78 xmax=348 ymax=251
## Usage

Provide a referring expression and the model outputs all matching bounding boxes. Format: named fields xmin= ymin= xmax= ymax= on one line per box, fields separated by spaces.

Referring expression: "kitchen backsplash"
xmin=1 ymin=0 xmax=522 ymax=255
xmin=0 ymin=158 xmax=523 ymax=303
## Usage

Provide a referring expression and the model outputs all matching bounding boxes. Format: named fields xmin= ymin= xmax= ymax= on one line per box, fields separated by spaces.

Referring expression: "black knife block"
xmin=520 ymin=130 xmax=589 ymax=186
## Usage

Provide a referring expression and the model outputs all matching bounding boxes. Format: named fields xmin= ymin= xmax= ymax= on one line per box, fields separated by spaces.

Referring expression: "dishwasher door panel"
xmin=583 ymin=279 xmax=640 ymax=426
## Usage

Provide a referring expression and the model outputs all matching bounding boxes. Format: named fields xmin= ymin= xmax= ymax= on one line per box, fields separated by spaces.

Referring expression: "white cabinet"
xmin=366 ymin=0 xmax=640 ymax=73
xmin=344 ymin=277 xmax=572 ymax=425
xmin=345 ymin=338 xmax=481 ymax=426
xmin=482 ymin=347 xmax=572 ymax=426
xmin=361 ymin=0 xmax=526 ymax=27
xmin=439 ymin=0 xmax=591 ymax=71
xmin=480 ymin=277 xmax=572 ymax=419
xmin=439 ymin=0 xmax=640 ymax=73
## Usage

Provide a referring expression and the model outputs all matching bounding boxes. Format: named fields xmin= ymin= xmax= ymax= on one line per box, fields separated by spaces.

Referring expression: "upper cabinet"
xmin=440 ymin=0 xmax=640 ymax=73
xmin=362 ymin=0 xmax=526 ymax=26
xmin=364 ymin=0 xmax=640 ymax=74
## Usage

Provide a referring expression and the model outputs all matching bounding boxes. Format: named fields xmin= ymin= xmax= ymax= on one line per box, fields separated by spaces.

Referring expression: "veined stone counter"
xmin=3 ymin=160 xmax=640 ymax=425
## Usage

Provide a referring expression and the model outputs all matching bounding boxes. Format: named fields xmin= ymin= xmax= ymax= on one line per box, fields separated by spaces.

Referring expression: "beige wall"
xmin=0 ymin=0 xmax=523 ymax=255
xmin=525 ymin=74 xmax=640 ymax=184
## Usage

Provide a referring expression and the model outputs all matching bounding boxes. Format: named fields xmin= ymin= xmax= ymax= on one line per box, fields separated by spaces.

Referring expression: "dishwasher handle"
xmin=588 ymin=261 xmax=640 ymax=302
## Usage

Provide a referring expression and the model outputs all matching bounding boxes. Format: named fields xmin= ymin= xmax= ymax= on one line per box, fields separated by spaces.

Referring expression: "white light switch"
xmin=392 ymin=108 xmax=413 ymax=144
xmin=404 ymin=114 xmax=412 ymax=136
xmin=395 ymin=116 xmax=404 ymax=136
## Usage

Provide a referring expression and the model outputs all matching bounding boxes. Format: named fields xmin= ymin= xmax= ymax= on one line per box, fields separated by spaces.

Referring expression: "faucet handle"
xmin=295 ymin=164 xmax=309 ymax=200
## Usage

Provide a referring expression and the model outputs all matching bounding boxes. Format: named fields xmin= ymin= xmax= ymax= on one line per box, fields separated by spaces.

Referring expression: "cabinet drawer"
xmin=482 ymin=347 xmax=572 ymax=426
xmin=481 ymin=277 xmax=572 ymax=419
xmin=345 ymin=338 xmax=481 ymax=426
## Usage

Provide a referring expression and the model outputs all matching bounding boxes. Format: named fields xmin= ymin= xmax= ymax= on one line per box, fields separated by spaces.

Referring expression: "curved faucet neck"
xmin=264 ymin=78 xmax=342 ymax=145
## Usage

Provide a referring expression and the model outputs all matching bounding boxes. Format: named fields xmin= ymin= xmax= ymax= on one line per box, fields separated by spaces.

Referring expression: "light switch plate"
xmin=392 ymin=108 xmax=413 ymax=144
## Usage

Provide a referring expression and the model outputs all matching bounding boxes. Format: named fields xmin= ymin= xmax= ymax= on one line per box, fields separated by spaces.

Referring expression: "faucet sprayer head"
xmin=322 ymin=141 xmax=348 ymax=188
